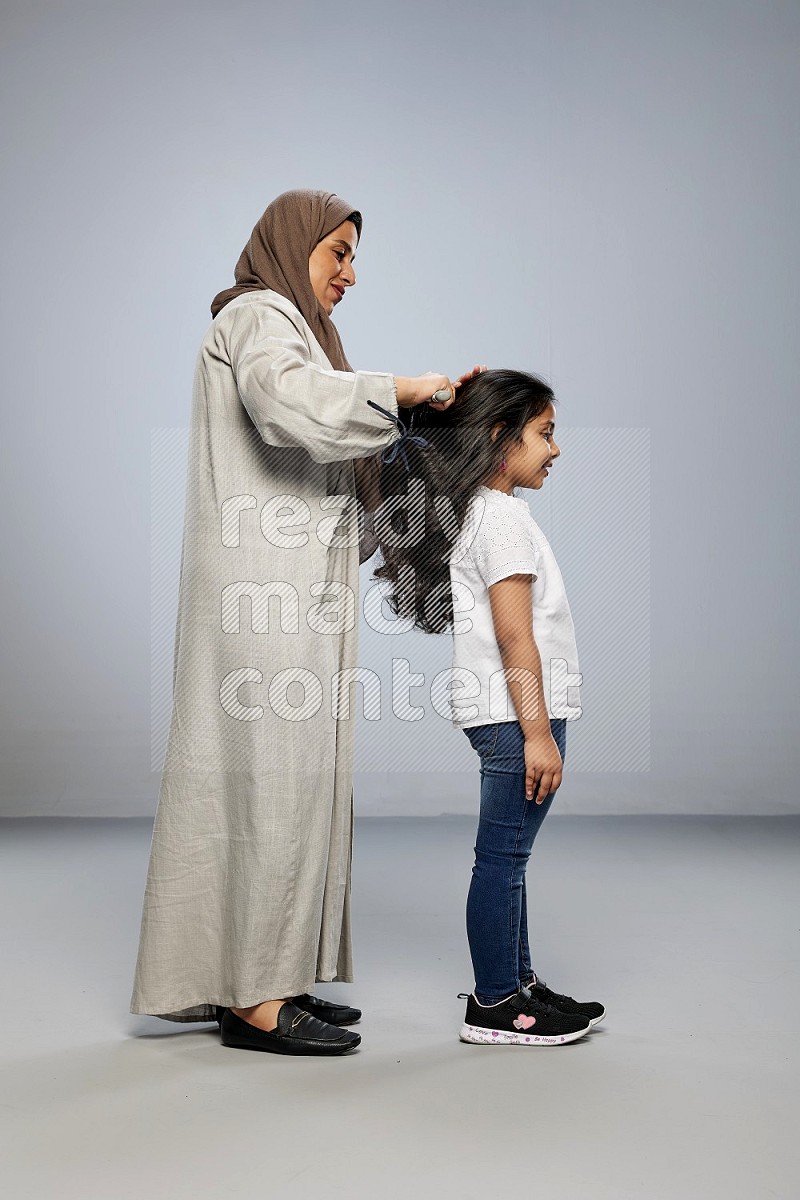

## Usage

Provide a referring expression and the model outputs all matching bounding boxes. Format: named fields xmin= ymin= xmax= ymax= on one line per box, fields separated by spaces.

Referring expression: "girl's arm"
xmin=488 ymin=574 xmax=564 ymax=802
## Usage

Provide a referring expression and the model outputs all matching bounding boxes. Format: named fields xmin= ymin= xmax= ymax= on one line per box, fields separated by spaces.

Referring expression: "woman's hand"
xmin=453 ymin=363 xmax=488 ymax=391
xmin=523 ymin=732 xmax=563 ymax=804
xmin=394 ymin=365 xmax=488 ymax=410
xmin=394 ymin=373 xmax=453 ymax=409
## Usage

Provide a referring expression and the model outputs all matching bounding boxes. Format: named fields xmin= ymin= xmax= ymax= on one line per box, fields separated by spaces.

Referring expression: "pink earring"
xmin=500 ymin=456 xmax=507 ymax=473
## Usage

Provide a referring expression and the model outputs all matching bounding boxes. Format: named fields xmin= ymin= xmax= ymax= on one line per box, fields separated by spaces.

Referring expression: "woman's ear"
xmin=489 ymin=422 xmax=507 ymax=444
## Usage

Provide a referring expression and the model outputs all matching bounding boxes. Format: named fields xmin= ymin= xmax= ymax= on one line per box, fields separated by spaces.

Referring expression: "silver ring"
xmin=431 ymin=387 xmax=452 ymax=404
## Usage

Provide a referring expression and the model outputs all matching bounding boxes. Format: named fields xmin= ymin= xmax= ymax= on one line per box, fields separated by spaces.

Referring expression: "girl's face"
xmin=308 ymin=219 xmax=358 ymax=315
xmin=492 ymin=401 xmax=561 ymax=490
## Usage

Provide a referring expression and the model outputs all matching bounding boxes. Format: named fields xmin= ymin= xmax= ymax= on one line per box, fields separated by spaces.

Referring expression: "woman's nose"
xmin=340 ymin=263 xmax=356 ymax=286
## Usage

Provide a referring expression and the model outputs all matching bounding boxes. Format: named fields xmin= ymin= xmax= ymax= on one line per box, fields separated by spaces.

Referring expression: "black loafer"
xmin=292 ymin=992 xmax=362 ymax=1026
xmin=214 ymin=996 xmax=362 ymax=1028
xmin=218 ymin=1003 xmax=361 ymax=1056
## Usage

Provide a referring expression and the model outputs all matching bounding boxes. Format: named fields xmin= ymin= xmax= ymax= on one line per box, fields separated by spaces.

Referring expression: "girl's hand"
xmin=523 ymin=733 xmax=564 ymax=804
xmin=453 ymin=363 xmax=488 ymax=390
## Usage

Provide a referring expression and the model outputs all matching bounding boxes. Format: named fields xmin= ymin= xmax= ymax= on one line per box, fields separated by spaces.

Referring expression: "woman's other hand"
xmin=453 ymin=363 xmax=488 ymax=391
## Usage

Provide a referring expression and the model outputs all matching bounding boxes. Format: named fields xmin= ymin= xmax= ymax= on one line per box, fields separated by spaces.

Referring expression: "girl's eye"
xmin=543 ymin=430 xmax=552 ymax=441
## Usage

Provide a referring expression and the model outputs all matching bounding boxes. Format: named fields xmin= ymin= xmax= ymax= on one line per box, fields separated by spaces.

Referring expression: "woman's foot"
xmin=229 ymin=1000 xmax=290 ymax=1032
xmin=219 ymin=1003 xmax=361 ymax=1056
xmin=291 ymin=993 xmax=362 ymax=1026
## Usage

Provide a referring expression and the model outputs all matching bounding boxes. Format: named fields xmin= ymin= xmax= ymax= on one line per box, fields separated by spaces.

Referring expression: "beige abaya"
xmin=129 ymin=285 xmax=399 ymax=1021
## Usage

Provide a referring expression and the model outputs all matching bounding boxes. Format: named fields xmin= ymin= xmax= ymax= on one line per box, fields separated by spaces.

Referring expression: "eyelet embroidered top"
xmin=448 ymin=485 xmax=582 ymax=727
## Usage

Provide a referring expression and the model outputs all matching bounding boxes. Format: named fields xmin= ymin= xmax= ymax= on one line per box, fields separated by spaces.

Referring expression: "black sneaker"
xmin=525 ymin=974 xmax=606 ymax=1027
xmin=458 ymin=986 xmax=592 ymax=1046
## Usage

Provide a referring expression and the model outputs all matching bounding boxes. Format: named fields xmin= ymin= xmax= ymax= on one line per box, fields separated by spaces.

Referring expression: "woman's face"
xmin=309 ymin=219 xmax=358 ymax=315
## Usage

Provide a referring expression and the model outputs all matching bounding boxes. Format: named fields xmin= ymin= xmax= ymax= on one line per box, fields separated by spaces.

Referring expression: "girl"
xmin=367 ymin=368 xmax=605 ymax=1046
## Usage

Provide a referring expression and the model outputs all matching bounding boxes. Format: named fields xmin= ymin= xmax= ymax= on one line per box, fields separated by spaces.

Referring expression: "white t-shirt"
xmin=447 ymin=485 xmax=582 ymax=728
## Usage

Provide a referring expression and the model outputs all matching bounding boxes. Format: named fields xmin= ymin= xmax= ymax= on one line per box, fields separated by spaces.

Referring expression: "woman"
xmin=129 ymin=189 xmax=480 ymax=1056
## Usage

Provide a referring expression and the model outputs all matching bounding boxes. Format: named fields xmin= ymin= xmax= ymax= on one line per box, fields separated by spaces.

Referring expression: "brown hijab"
xmin=209 ymin=189 xmax=362 ymax=372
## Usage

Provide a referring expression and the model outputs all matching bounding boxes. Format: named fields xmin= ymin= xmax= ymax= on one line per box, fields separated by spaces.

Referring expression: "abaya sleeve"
xmin=221 ymin=293 xmax=399 ymax=466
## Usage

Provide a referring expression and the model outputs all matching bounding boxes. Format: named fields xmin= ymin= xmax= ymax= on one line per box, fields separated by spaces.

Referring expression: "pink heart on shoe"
xmin=513 ymin=1014 xmax=536 ymax=1030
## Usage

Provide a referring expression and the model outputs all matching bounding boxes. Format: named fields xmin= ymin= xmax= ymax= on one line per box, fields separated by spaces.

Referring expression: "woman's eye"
xmin=334 ymin=250 xmax=345 ymax=260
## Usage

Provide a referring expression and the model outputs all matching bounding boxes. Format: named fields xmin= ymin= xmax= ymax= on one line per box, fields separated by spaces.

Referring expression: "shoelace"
xmin=530 ymin=979 xmax=572 ymax=1006
xmin=456 ymin=989 xmax=560 ymax=1017
xmin=518 ymin=991 xmax=560 ymax=1018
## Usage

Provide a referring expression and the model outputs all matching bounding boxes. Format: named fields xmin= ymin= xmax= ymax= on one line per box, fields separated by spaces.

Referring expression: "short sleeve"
xmin=469 ymin=499 xmax=540 ymax=588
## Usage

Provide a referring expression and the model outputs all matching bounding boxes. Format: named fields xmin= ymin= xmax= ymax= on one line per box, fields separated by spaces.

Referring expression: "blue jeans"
xmin=462 ymin=718 xmax=567 ymax=1003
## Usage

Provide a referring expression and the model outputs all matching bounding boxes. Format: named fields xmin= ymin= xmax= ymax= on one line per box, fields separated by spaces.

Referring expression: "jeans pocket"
xmin=464 ymin=722 xmax=501 ymax=760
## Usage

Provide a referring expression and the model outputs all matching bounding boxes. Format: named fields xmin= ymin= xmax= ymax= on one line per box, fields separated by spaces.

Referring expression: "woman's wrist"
xmin=393 ymin=376 xmax=416 ymax=407
xmin=392 ymin=374 xmax=454 ymax=409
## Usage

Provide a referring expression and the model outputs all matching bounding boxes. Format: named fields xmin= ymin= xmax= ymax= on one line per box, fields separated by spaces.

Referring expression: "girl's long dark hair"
xmin=371 ymin=368 xmax=557 ymax=634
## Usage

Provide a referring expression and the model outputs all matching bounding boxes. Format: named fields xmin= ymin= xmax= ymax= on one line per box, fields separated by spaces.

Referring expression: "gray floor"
xmin=1 ymin=815 xmax=798 ymax=1199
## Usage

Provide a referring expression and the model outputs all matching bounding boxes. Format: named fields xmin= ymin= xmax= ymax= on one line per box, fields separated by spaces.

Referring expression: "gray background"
xmin=1 ymin=0 xmax=797 ymax=816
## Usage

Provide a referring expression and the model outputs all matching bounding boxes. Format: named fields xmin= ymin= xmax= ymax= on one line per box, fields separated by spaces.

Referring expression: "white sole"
xmin=588 ymin=1009 xmax=606 ymax=1027
xmin=459 ymin=1021 xmax=590 ymax=1046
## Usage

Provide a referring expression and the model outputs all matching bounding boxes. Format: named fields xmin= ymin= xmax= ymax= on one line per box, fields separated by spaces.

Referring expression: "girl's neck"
xmin=480 ymin=476 xmax=517 ymax=496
